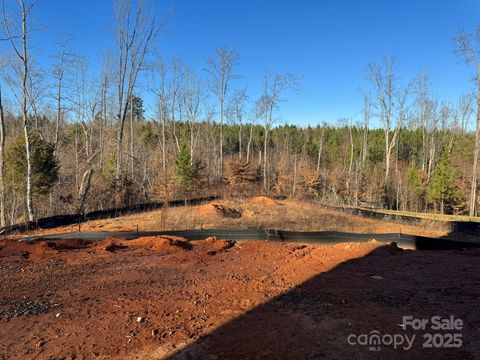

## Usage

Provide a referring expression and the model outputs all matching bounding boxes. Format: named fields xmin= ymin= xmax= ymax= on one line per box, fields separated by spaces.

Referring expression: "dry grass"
xmin=24 ymin=198 xmax=451 ymax=239
xmin=369 ymin=208 xmax=480 ymax=223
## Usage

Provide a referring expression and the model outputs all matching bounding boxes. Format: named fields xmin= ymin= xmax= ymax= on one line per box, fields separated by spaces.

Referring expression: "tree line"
xmin=0 ymin=0 xmax=479 ymax=226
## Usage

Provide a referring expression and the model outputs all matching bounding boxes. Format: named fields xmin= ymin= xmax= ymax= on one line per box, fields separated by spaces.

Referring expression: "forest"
xmin=0 ymin=0 xmax=479 ymax=226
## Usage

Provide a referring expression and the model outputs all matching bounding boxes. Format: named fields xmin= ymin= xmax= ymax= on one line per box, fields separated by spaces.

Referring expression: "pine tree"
xmin=174 ymin=143 xmax=194 ymax=196
xmin=427 ymin=156 xmax=464 ymax=214
xmin=6 ymin=132 xmax=59 ymax=197
xmin=407 ymin=166 xmax=426 ymax=211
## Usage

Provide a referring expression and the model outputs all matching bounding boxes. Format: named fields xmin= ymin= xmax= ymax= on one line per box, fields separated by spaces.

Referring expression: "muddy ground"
xmin=1 ymin=233 xmax=479 ymax=360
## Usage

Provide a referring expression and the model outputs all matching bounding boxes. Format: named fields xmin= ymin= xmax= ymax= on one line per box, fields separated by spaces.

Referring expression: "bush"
xmin=6 ymin=132 xmax=59 ymax=196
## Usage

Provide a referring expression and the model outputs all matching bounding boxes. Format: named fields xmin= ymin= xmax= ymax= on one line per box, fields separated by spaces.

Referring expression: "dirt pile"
xmin=44 ymin=239 xmax=94 ymax=251
xmin=196 ymin=236 xmax=236 ymax=255
xmin=194 ymin=203 xmax=241 ymax=218
xmin=103 ymin=239 xmax=128 ymax=252
xmin=122 ymin=235 xmax=192 ymax=251
xmin=250 ymin=196 xmax=277 ymax=206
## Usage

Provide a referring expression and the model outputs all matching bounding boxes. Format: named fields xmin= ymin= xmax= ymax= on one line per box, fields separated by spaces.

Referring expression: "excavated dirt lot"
xmin=1 ymin=199 xmax=479 ymax=359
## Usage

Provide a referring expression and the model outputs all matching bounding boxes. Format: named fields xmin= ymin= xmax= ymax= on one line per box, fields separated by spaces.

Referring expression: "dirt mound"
xmin=194 ymin=203 xmax=241 ymax=218
xmin=250 ymin=196 xmax=277 ymax=206
xmin=104 ymin=239 xmax=128 ymax=252
xmin=198 ymin=236 xmax=236 ymax=255
xmin=44 ymin=239 xmax=94 ymax=251
xmin=124 ymin=235 xmax=192 ymax=251
xmin=17 ymin=239 xmax=93 ymax=258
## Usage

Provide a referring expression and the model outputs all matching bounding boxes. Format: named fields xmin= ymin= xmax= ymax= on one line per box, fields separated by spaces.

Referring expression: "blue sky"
xmin=5 ymin=0 xmax=480 ymax=127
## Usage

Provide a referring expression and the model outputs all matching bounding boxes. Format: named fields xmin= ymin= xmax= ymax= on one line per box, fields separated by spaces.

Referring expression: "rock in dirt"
xmin=2 ymin=297 xmax=51 ymax=318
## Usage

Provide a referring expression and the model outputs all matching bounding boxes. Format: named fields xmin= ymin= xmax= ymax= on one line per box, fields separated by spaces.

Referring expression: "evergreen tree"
xmin=6 ymin=132 xmax=59 ymax=196
xmin=174 ymin=143 xmax=194 ymax=195
xmin=126 ymin=95 xmax=145 ymax=121
xmin=427 ymin=156 xmax=464 ymax=214
xmin=407 ymin=166 xmax=426 ymax=211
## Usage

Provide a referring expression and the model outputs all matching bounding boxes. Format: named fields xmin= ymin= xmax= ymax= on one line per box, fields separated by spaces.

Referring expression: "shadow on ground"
xmin=168 ymin=245 xmax=480 ymax=360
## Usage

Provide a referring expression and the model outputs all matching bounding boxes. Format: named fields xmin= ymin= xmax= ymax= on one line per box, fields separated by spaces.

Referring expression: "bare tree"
xmin=368 ymin=57 xmax=414 ymax=182
xmin=455 ymin=94 xmax=473 ymax=134
xmin=0 ymin=84 xmax=5 ymax=226
xmin=71 ymin=57 xmax=99 ymax=215
xmin=455 ymin=28 xmax=480 ymax=216
xmin=113 ymin=0 xmax=159 ymax=184
xmin=150 ymin=61 xmax=167 ymax=175
xmin=415 ymin=73 xmax=433 ymax=172
xmin=360 ymin=93 xmax=371 ymax=165
xmin=182 ymin=68 xmax=203 ymax=160
xmin=206 ymin=46 xmax=239 ymax=179
xmin=226 ymin=89 xmax=248 ymax=159
xmin=256 ymin=71 xmax=299 ymax=191
xmin=2 ymin=0 xmax=37 ymax=221
xmin=98 ymin=53 xmax=112 ymax=169
xmin=316 ymin=121 xmax=326 ymax=173
xmin=168 ymin=58 xmax=186 ymax=152
xmin=340 ymin=118 xmax=354 ymax=191
xmin=51 ymin=38 xmax=74 ymax=156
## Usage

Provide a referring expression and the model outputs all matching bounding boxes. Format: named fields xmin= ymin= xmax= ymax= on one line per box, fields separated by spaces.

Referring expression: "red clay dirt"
xmin=1 ymin=235 xmax=479 ymax=359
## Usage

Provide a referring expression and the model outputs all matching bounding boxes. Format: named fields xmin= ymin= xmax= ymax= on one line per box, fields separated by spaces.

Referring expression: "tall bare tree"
xmin=206 ymin=46 xmax=239 ymax=179
xmin=2 ymin=0 xmax=37 ymax=221
xmin=168 ymin=58 xmax=186 ymax=152
xmin=182 ymin=68 xmax=203 ymax=160
xmin=150 ymin=61 xmax=167 ymax=175
xmin=113 ymin=0 xmax=159 ymax=184
xmin=360 ymin=93 xmax=371 ymax=165
xmin=226 ymin=89 xmax=248 ymax=159
xmin=0 ymin=84 xmax=5 ymax=226
xmin=368 ymin=57 xmax=414 ymax=182
xmin=51 ymin=38 xmax=74 ymax=156
xmin=455 ymin=28 xmax=480 ymax=216
xmin=256 ymin=71 xmax=299 ymax=191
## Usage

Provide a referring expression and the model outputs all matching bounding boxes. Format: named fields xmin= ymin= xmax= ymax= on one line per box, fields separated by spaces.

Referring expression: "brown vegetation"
xmin=20 ymin=198 xmax=451 ymax=240
xmin=250 ymin=196 xmax=277 ymax=206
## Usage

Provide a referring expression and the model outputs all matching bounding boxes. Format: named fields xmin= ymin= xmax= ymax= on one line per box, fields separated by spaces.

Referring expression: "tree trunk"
xmin=385 ymin=131 xmax=391 ymax=181
xmin=21 ymin=5 xmax=34 ymax=222
xmin=238 ymin=123 xmax=242 ymax=159
xmin=316 ymin=127 xmax=324 ymax=173
xmin=263 ymin=124 xmax=268 ymax=191
xmin=347 ymin=125 xmax=354 ymax=190
xmin=130 ymin=99 xmax=135 ymax=177
xmin=77 ymin=168 xmax=94 ymax=215
xmin=292 ymin=154 xmax=297 ymax=196
xmin=161 ymin=102 xmax=166 ymax=176
xmin=116 ymin=124 xmax=124 ymax=182
xmin=470 ymin=64 xmax=480 ymax=217
xmin=246 ymin=124 xmax=253 ymax=162
xmin=219 ymin=99 xmax=224 ymax=179
xmin=0 ymin=85 xmax=6 ymax=227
